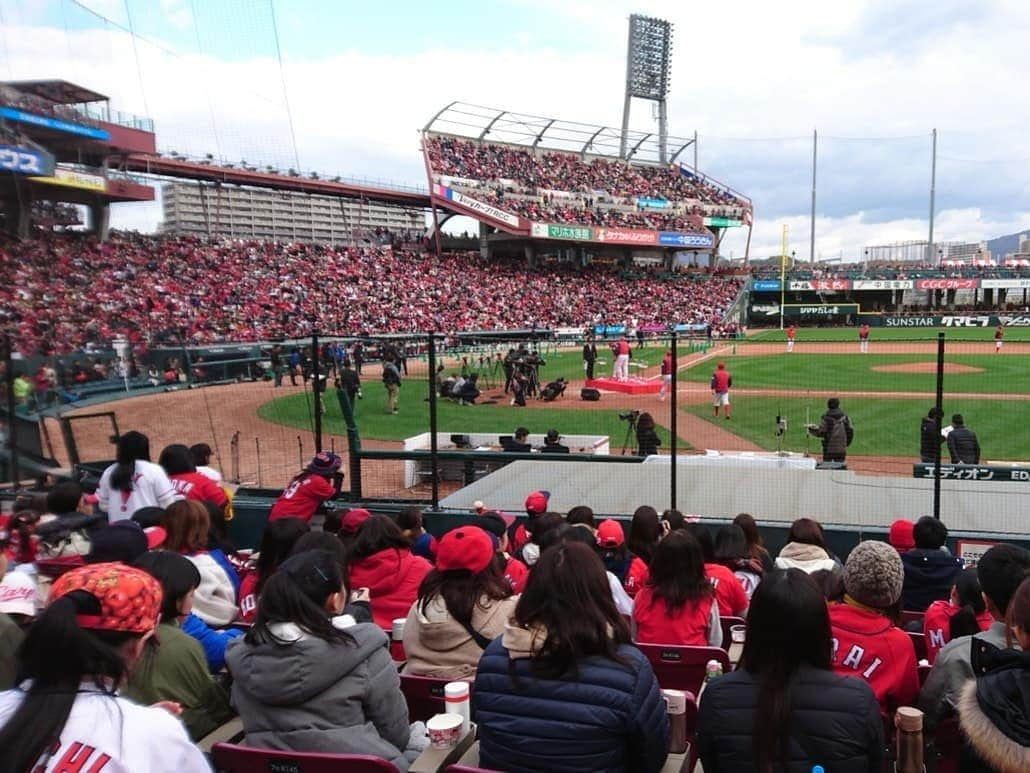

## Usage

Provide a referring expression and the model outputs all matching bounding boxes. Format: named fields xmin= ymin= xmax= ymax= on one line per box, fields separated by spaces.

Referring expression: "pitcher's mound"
xmin=872 ymin=362 xmax=984 ymax=374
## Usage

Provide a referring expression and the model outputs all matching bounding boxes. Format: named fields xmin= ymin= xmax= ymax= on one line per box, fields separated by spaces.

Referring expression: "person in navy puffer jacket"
xmin=473 ymin=541 xmax=669 ymax=772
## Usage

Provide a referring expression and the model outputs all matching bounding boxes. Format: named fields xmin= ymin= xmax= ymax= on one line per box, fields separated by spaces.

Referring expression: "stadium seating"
xmin=210 ymin=743 xmax=398 ymax=772
xmin=719 ymin=615 xmax=746 ymax=652
xmin=400 ymin=673 xmax=473 ymax=724
xmin=636 ymin=643 xmax=731 ymax=695
xmin=0 ymin=232 xmax=744 ymax=355
xmin=425 ymin=135 xmax=747 ymax=232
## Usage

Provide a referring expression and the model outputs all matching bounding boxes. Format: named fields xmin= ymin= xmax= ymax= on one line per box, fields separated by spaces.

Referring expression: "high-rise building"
xmin=161 ymin=182 xmax=425 ymax=243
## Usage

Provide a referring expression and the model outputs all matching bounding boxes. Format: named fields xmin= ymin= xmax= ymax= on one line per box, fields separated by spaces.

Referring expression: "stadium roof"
xmin=3 ymin=80 xmax=108 ymax=105
xmin=424 ymin=101 xmax=696 ymax=166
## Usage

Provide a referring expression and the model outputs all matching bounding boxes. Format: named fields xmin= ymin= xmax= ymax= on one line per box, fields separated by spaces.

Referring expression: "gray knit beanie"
xmin=843 ymin=540 xmax=904 ymax=608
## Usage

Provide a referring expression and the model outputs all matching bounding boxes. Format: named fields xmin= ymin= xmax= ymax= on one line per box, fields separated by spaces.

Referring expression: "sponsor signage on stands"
xmin=0 ymin=145 xmax=55 ymax=176
xmin=595 ymin=227 xmax=657 ymax=245
xmin=787 ymin=280 xmax=852 ymax=291
xmin=915 ymin=278 xmax=979 ymax=290
xmin=703 ymin=216 xmax=743 ymax=228
xmin=980 ymin=279 xmax=1030 ymax=289
xmin=0 ymin=107 xmax=110 ymax=140
xmin=852 ymin=280 xmax=914 ymax=290
xmin=914 ymin=463 xmax=1030 ymax=483
xmin=998 ymin=315 xmax=1030 ymax=326
xmin=940 ymin=316 xmax=993 ymax=327
xmin=658 ymin=231 xmax=714 ymax=248
xmin=29 ymin=165 xmax=106 ymax=192
xmin=530 ymin=222 xmax=549 ymax=238
xmin=884 ymin=316 xmax=940 ymax=327
xmin=636 ymin=197 xmax=669 ymax=209
xmin=440 ymin=188 xmax=520 ymax=227
xmin=752 ymin=280 xmax=782 ymax=292
xmin=956 ymin=540 xmax=998 ymax=566
xmin=546 ymin=224 xmax=593 ymax=241
xmin=785 ymin=304 xmax=859 ymax=317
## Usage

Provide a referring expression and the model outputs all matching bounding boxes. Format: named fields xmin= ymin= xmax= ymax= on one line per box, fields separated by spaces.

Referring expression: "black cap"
xmin=474 ymin=511 xmax=508 ymax=540
xmin=87 ymin=521 xmax=149 ymax=565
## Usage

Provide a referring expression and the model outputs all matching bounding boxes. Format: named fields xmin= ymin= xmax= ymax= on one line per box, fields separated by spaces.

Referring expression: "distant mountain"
xmin=988 ymin=230 xmax=1030 ymax=259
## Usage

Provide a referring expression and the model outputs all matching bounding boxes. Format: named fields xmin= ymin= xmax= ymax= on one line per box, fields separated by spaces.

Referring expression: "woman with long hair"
xmin=237 ymin=517 xmax=310 ymax=624
xmin=97 ymin=430 xmax=180 ymax=521
xmin=714 ymin=524 xmax=764 ymax=600
xmin=158 ymin=443 xmax=228 ymax=511
xmin=226 ymin=550 xmax=425 ymax=767
xmin=268 ymin=451 xmax=343 ymax=523
xmin=163 ymin=499 xmax=238 ymax=626
xmin=473 ymin=542 xmax=669 ymax=771
xmin=403 ymin=526 xmax=516 ymax=679
xmin=623 ymin=505 xmax=661 ymax=596
xmin=686 ymin=522 xmax=750 ymax=617
xmin=0 ymin=563 xmax=209 ymax=772
xmin=923 ymin=566 xmax=994 ymax=663
xmin=633 ymin=531 xmax=722 ymax=646
xmin=635 ymin=412 xmax=660 ymax=456
xmin=697 ymin=568 xmax=883 ymax=772
xmin=733 ymin=512 xmax=773 ymax=572
xmin=956 ymin=574 xmax=1030 ymax=773
xmin=774 ymin=517 xmax=839 ymax=574
xmin=126 ymin=550 xmax=234 ymax=740
xmin=396 ymin=506 xmax=437 ymax=562
xmin=347 ymin=515 xmax=432 ymax=630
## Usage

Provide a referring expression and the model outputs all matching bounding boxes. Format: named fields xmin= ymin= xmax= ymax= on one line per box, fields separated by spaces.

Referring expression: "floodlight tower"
xmin=620 ymin=14 xmax=674 ymax=162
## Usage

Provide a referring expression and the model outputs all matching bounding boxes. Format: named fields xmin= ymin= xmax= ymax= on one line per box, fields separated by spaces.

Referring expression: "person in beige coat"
xmin=402 ymin=526 xmax=517 ymax=680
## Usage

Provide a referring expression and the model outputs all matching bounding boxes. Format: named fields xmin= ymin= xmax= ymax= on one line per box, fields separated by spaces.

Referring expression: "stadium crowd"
xmin=426 ymin=135 xmax=747 ymax=232
xmin=0 ymin=232 xmax=744 ymax=355
xmin=1 ymin=449 xmax=1028 ymax=771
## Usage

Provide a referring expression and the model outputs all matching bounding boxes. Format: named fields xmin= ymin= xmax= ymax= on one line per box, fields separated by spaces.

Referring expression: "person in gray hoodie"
xmin=226 ymin=549 xmax=427 ymax=770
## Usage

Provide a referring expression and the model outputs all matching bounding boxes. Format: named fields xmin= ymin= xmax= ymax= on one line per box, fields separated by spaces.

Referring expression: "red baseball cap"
xmin=888 ymin=519 xmax=915 ymax=552
xmin=340 ymin=508 xmax=372 ymax=535
xmin=436 ymin=527 xmax=495 ymax=574
xmin=596 ymin=519 xmax=625 ymax=549
xmin=524 ymin=490 xmax=550 ymax=515
xmin=50 ymin=562 xmax=162 ymax=634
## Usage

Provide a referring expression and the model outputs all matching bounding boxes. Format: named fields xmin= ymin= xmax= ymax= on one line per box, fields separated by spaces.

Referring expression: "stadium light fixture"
xmin=620 ymin=14 xmax=674 ymax=162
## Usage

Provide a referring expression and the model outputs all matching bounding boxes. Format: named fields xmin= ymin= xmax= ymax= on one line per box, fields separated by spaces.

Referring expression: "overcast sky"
xmin=2 ymin=0 xmax=1029 ymax=258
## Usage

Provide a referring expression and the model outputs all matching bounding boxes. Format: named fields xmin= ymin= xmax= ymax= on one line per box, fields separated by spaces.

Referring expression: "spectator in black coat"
xmin=920 ymin=406 xmax=944 ymax=463
xmin=696 ymin=568 xmax=883 ymax=773
xmin=946 ymin=413 xmax=980 ymax=464
xmin=901 ymin=516 xmax=964 ymax=612
xmin=473 ymin=542 xmax=669 ymax=772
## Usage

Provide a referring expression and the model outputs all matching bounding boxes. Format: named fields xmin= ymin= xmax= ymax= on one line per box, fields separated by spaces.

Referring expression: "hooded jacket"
xmin=828 ymin=601 xmax=919 ymax=713
xmin=956 ymin=654 xmax=1030 ymax=773
xmin=810 ymin=407 xmax=853 ymax=459
xmin=696 ymin=664 xmax=884 ymax=773
xmin=900 ymin=548 xmax=963 ymax=612
xmin=473 ymin=623 xmax=669 ymax=773
xmin=226 ymin=619 xmax=415 ymax=770
xmin=402 ymin=594 xmax=518 ymax=679
xmin=774 ymin=542 xmax=838 ymax=574
xmin=348 ymin=548 xmax=432 ymax=630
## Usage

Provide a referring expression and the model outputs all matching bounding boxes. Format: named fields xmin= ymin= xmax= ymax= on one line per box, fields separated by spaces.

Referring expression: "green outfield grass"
xmin=747 ymin=326 xmax=1030 ymax=342
xmin=684 ymin=396 xmax=1028 ymax=459
xmin=681 ymin=353 xmax=1030 ymax=394
xmin=258 ymin=388 xmax=676 ymax=449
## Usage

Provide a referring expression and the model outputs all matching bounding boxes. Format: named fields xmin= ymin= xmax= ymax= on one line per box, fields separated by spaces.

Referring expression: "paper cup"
xmin=426 ymin=713 xmax=464 ymax=748
xmin=391 ymin=618 xmax=406 ymax=641
xmin=730 ymin=624 xmax=746 ymax=643
xmin=662 ymin=688 xmax=688 ymax=714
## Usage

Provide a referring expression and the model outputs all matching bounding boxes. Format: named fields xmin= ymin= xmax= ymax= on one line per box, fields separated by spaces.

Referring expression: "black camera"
xmin=619 ymin=410 xmax=641 ymax=422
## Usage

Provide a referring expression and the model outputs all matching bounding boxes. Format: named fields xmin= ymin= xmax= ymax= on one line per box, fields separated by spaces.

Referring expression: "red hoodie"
xmin=171 ymin=471 xmax=228 ymax=508
xmin=348 ymin=547 xmax=432 ymax=630
xmin=705 ymin=563 xmax=749 ymax=617
xmin=633 ymin=586 xmax=716 ymax=646
xmin=623 ymin=556 xmax=649 ymax=597
xmin=922 ymin=599 xmax=994 ymax=664
xmin=828 ymin=601 xmax=918 ymax=713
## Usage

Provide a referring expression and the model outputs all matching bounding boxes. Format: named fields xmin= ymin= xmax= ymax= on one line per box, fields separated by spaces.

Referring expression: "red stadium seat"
xmin=635 ymin=643 xmax=731 ymax=695
xmin=907 ymin=631 xmax=928 ymax=662
xmin=210 ymin=743 xmax=398 ymax=772
xmin=900 ymin=610 xmax=925 ymax=628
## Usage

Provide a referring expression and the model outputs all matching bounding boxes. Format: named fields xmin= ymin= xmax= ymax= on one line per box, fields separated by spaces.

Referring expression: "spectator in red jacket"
xmin=686 ymin=522 xmax=749 ymax=618
xmin=268 ymin=452 xmax=342 ymax=522
xmin=829 ymin=541 xmax=919 ymax=713
xmin=634 ymin=531 xmax=722 ymax=647
xmin=237 ymin=518 xmax=310 ymax=624
xmin=624 ymin=506 xmax=661 ymax=597
xmin=473 ymin=511 xmax=528 ymax=594
xmin=923 ymin=567 xmax=993 ymax=663
xmin=347 ymin=515 xmax=432 ymax=630
xmin=158 ymin=444 xmax=228 ymax=511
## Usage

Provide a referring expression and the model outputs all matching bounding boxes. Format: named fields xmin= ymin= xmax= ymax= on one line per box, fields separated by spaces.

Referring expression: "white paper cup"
xmin=730 ymin=624 xmax=746 ymax=643
xmin=391 ymin=618 xmax=406 ymax=641
xmin=426 ymin=713 xmax=463 ymax=748
xmin=662 ymin=688 xmax=688 ymax=714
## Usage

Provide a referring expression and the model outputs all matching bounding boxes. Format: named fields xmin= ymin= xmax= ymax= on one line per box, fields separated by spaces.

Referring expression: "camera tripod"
xmin=619 ymin=414 xmax=639 ymax=455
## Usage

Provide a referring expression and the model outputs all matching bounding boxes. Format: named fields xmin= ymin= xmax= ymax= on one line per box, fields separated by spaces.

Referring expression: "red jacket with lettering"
xmin=922 ymin=599 xmax=993 ymax=664
xmin=633 ymin=586 xmax=716 ymax=646
xmin=504 ymin=554 xmax=529 ymax=594
xmin=623 ymin=556 xmax=649 ymax=597
xmin=170 ymin=471 xmax=228 ymax=508
xmin=268 ymin=473 xmax=334 ymax=522
xmin=828 ymin=601 xmax=919 ymax=713
xmin=705 ymin=562 xmax=749 ymax=617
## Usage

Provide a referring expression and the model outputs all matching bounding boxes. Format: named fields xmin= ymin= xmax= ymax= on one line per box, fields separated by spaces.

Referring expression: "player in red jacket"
xmin=995 ymin=324 xmax=1003 ymax=352
xmin=786 ymin=324 xmax=796 ymax=352
xmin=829 ymin=542 xmax=919 ymax=713
xmin=658 ymin=350 xmax=673 ymax=401
xmin=859 ymin=324 xmax=870 ymax=354
xmin=710 ymin=361 xmax=732 ymax=419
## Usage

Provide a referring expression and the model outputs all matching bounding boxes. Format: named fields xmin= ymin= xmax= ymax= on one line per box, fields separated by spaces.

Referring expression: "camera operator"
xmin=501 ymin=427 xmax=532 ymax=453
xmin=540 ymin=376 xmax=566 ymax=402
xmin=635 ymin=412 xmax=660 ymax=456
